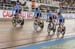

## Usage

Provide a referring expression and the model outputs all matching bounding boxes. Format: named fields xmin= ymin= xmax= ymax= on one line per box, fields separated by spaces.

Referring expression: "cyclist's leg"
xmin=34 ymin=16 xmax=38 ymax=25
xmin=37 ymin=16 xmax=41 ymax=23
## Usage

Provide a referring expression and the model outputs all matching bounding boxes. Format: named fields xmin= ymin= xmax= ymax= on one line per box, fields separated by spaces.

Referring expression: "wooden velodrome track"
xmin=0 ymin=19 xmax=75 ymax=49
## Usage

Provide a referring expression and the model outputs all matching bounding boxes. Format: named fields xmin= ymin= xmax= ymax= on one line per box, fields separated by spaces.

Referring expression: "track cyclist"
xmin=33 ymin=7 xmax=44 ymax=31
xmin=46 ymin=10 xmax=56 ymax=36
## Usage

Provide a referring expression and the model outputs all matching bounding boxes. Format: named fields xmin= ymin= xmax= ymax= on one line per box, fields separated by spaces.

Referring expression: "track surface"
xmin=0 ymin=19 xmax=75 ymax=49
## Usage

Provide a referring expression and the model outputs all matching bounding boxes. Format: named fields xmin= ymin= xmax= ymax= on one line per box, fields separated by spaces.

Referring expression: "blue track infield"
xmin=17 ymin=35 xmax=75 ymax=49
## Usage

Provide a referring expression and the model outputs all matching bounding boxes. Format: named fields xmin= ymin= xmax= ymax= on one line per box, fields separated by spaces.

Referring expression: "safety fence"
xmin=0 ymin=10 xmax=75 ymax=19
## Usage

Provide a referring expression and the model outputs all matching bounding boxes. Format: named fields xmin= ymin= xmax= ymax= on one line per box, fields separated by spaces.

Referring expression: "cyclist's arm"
xmin=46 ymin=13 xmax=50 ymax=22
xmin=12 ymin=7 xmax=15 ymax=15
xmin=62 ymin=16 xmax=65 ymax=23
xmin=19 ymin=5 xmax=22 ymax=9
xmin=39 ymin=10 xmax=41 ymax=16
xmin=34 ymin=9 xmax=37 ymax=17
xmin=33 ymin=10 xmax=36 ymax=19
xmin=56 ymin=16 xmax=60 ymax=25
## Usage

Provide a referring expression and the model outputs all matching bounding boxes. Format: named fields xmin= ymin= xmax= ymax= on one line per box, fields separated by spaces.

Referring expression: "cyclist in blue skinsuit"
xmin=34 ymin=8 xmax=42 ymax=22
xmin=57 ymin=12 xmax=65 ymax=38
xmin=34 ymin=7 xmax=44 ymax=30
xmin=12 ymin=2 xmax=22 ymax=16
xmin=57 ymin=12 xmax=65 ymax=28
xmin=46 ymin=10 xmax=54 ymax=24
xmin=12 ymin=2 xmax=24 ymax=25
xmin=34 ymin=8 xmax=41 ymax=18
xmin=46 ymin=10 xmax=56 ymax=36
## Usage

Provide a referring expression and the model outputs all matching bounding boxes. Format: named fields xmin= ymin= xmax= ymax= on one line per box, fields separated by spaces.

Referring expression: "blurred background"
xmin=0 ymin=0 xmax=75 ymax=13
